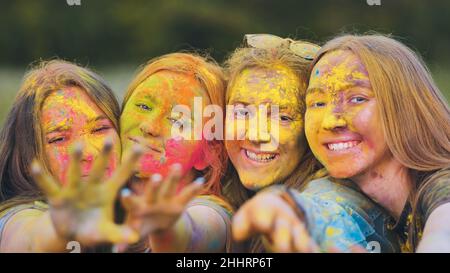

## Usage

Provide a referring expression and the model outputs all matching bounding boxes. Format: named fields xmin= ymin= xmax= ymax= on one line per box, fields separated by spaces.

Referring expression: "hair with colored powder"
xmin=223 ymin=45 xmax=323 ymax=252
xmin=122 ymin=52 xmax=227 ymax=197
xmin=310 ymin=33 xmax=450 ymax=251
xmin=0 ymin=59 xmax=120 ymax=212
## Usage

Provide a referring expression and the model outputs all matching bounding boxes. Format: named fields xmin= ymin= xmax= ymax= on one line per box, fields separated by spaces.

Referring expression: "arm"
xmin=416 ymin=202 xmax=450 ymax=252
xmin=233 ymin=186 xmax=367 ymax=252
xmin=0 ymin=209 xmax=67 ymax=252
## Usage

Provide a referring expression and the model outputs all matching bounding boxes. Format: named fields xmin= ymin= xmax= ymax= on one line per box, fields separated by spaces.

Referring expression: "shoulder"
xmin=419 ymin=168 xmax=450 ymax=222
xmin=188 ymin=194 xmax=233 ymax=215
xmin=0 ymin=202 xmax=48 ymax=245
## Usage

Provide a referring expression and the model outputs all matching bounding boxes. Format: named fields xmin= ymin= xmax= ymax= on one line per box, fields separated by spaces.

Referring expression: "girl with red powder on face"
xmin=0 ymin=60 xmax=142 ymax=252
xmin=117 ymin=53 xmax=233 ymax=252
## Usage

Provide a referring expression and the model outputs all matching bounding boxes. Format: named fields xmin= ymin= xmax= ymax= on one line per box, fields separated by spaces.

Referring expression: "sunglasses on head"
xmin=244 ymin=34 xmax=321 ymax=61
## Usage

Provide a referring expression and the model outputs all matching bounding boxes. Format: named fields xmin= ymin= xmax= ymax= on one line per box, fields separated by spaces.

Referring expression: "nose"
xmin=322 ymin=109 xmax=347 ymax=131
xmin=80 ymin=139 xmax=100 ymax=163
xmin=246 ymin=107 xmax=271 ymax=143
xmin=140 ymin=119 xmax=162 ymax=137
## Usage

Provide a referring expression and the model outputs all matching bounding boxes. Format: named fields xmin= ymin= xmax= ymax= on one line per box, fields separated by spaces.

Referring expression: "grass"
xmin=0 ymin=65 xmax=449 ymax=128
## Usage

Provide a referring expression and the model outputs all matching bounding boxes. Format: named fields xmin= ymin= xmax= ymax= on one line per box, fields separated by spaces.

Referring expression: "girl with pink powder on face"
xmin=118 ymin=53 xmax=234 ymax=253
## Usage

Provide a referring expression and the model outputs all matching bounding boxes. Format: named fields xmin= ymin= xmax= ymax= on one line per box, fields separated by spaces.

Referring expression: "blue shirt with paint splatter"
xmin=285 ymin=177 xmax=400 ymax=252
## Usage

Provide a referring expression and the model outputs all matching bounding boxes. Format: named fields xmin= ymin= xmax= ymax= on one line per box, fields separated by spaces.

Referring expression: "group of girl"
xmin=0 ymin=33 xmax=449 ymax=253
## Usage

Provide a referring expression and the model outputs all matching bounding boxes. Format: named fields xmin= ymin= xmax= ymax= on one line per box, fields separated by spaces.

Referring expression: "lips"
xmin=242 ymin=148 xmax=278 ymax=163
xmin=326 ymin=140 xmax=361 ymax=151
xmin=319 ymin=132 xmax=363 ymax=153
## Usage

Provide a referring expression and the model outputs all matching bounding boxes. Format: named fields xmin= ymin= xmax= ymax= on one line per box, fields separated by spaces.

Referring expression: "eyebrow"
xmin=228 ymin=100 xmax=251 ymax=106
xmin=143 ymin=94 xmax=158 ymax=102
xmin=45 ymin=123 xmax=71 ymax=134
xmin=307 ymin=80 xmax=372 ymax=95
xmin=45 ymin=115 xmax=109 ymax=134
xmin=306 ymin=87 xmax=325 ymax=95
xmin=87 ymin=115 xmax=109 ymax=124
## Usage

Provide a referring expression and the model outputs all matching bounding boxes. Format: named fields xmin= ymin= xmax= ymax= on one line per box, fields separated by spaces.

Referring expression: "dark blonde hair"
xmin=122 ymin=53 xmax=228 ymax=196
xmin=0 ymin=59 xmax=120 ymax=211
xmin=310 ymin=34 xmax=450 ymax=251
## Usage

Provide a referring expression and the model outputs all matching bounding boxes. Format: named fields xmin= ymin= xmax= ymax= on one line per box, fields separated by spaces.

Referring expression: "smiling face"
xmin=41 ymin=86 xmax=120 ymax=184
xmin=120 ymin=71 xmax=211 ymax=181
xmin=305 ymin=49 xmax=390 ymax=179
xmin=225 ymin=66 xmax=307 ymax=190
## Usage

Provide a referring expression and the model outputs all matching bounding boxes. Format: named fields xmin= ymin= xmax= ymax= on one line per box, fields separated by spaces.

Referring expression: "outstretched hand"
xmin=31 ymin=138 xmax=143 ymax=247
xmin=116 ymin=164 xmax=204 ymax=252
xmin=232 ymin=191 xmax=320 ymax=253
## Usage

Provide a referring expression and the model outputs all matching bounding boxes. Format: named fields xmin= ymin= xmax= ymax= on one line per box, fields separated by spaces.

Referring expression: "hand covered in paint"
xmin=119 ymin=164 xmax=204 ymax=242
xmin=232 ymin=191 xmax=320 ymax=253
xmin=31 ymin=139 xmax=143 ymax=247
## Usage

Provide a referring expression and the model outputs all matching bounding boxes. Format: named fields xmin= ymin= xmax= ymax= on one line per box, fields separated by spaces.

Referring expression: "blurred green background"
xmin=1 ymin=0 xmax=449 ymax=126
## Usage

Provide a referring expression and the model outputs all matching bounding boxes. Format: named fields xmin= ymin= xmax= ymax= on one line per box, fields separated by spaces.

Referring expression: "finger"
xmin=307 ymin=239 xmax=321 ymax=253
xmin=232 ymin=208 xmax=252 ymax=241
xmin=252 ymin=202 xmax=276 ymax=234
xmin=31 ymin=160 xmax=61 ymax=198
xmin=349 ymin=245 xmax=369 ymax=253
xmin=108 ymin=144 xmax=143 ymax=193
xmin=120 ymin=188 xmax=141 ymax=211
xmin=144 ymin=174 xmax=163 ymax=204
xmin=66 ymin=142 xmax=83 ymax=190
xmin=176 ymin=177 xmax=204 ymax=205
xmin=232 ymin=199 xmax=276 ymax=241
xmin=87 ymin=137 xmax=113 ymax=184
xmin=272 ymin=218 xmax=292 ymax=253
xmin=112 ymin=243 xmax=129 ymax=253
xmin=327 ymin=246 xmax=342 ymax=253
xmin=292 ymin=222 xmax=313 ymax=252
xmin=100 ymin=222 xmax=139 ymax=245
xmin=158 ymin=163 xmax=182 ymax=200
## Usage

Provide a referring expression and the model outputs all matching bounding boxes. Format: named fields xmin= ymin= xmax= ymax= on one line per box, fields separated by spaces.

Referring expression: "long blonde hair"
xmin=122 ymin=53 xmax=228 ymax=196
xmin=310 ymin=34 xmax=450 ymax=251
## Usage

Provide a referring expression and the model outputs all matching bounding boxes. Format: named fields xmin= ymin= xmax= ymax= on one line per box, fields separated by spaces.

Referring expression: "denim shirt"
xmin=287 ymin=177 xmax=400 ymax=252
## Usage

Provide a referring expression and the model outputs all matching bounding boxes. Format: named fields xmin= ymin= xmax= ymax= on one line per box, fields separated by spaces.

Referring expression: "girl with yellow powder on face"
xmin=235 ymin=34 xmax=450 ymax=252
xmin=0 ymin=60 xmax=144 ymax=252
xmin=116 ymin=53 xmax=234 ymax=253
xmin=224 ymin=34 xmax=399 ymax=252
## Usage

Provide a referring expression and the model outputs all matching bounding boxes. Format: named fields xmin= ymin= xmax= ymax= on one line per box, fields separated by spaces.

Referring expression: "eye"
xmin=48 ymin=136 xmax=65 ymax=144
xmin=136 ymin=103 xmax=152 ymax=111
xmin=349 ymin=96 xmax=367 ymax=104
xmin=309 ymin=101 xmax=326 ymax=108
xmin=92 ymin=125 xmax=111 ymax=134
xmin=234 ymin=108 xmax=250 ymax=118
xmin=169 ymin=117 xmax=185 ymax=128
xmin=280 ymin=115 xmax=293 ymax=122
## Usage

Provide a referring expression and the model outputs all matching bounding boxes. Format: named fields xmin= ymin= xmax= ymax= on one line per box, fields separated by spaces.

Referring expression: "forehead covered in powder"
xmin=229 ymin=65 xmax=302 ymax=108
xmin=309 ymin=50 xmax=371 ymax=95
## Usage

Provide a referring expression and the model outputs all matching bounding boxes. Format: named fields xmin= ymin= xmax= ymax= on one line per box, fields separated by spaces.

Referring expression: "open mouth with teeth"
xmin=244 ymin=149 xmax=278 ymax=163
xmin=326 ymin=140 xmax=361 ymax=151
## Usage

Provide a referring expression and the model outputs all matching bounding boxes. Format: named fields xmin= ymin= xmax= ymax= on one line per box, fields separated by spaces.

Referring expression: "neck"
xmin=351 ymin=154 xmax=412 ymax=219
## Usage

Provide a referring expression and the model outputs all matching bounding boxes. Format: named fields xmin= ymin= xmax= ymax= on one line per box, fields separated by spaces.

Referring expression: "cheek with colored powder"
xmin=139 ymin=138 xmax=207 ymax=180
xmin=47 ymin=147 xmax=70 ymax=185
